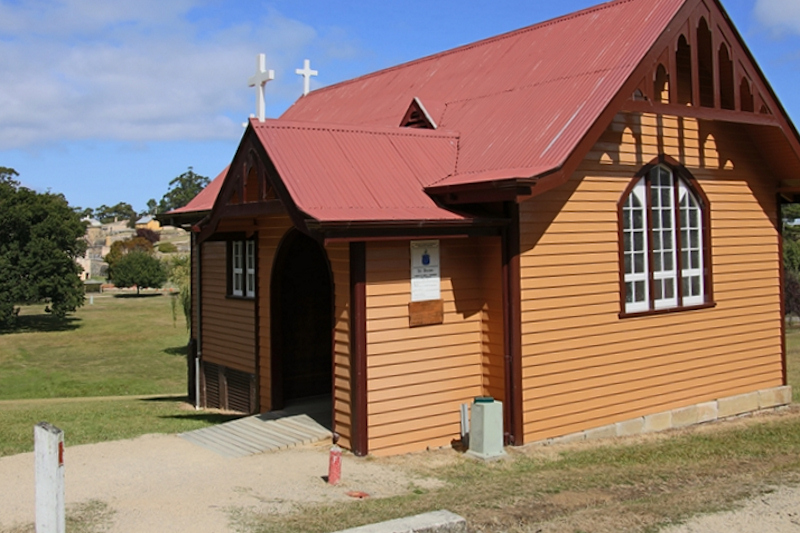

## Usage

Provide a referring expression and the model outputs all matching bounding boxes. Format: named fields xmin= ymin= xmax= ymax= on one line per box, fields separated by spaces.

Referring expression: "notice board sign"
xmin=409 ymin=240 xmax=443 ymax=327
xmin=410 ymin=240 xmax=440 ymax=302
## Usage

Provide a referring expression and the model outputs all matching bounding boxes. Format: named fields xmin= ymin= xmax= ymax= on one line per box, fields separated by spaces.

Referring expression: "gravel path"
xmin=659 ymin=485 xmax=800 ymax=532
xmin=0 ymin=433 xmax=439 ymax=533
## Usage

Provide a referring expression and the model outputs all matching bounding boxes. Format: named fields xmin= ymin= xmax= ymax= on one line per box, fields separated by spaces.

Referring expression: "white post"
xmin=35 ymin=422 xmax=65 ymax=533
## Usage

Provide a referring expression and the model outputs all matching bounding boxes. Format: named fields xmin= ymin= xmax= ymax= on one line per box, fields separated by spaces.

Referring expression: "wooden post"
xmin=35 ymin=422 xmax=65 ymax=533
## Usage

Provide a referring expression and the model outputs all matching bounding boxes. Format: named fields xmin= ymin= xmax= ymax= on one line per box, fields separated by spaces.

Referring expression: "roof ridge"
xmin=251 ymin=119 xmax=460 ymax=138
xmin=302 ymin=0 xmax=644 ymax=100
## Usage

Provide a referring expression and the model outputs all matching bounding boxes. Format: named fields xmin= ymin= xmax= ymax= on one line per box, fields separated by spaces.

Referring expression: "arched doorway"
xmin=270 ymin=230 xmax=333 ymax=410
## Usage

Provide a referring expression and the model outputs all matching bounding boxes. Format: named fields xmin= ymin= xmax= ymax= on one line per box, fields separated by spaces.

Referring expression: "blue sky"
xmin=1 ymin=0 xmax=799 ymax=213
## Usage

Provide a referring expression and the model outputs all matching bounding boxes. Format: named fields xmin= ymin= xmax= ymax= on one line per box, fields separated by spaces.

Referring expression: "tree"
xmin=157 ymin=167 xmax=210 ymax=213
xmin=1 ymin=166 xmax=19 ymax=185
xmin=95 ymin=202 xmax=138 ymax=226
xmin=0 ymin=169 xmax=86 ymax=326
xmin=135 ymin=228 xmax=160 ymax=245
xmin=109 ymin=251 xmax=167 ymax=295
xmin=166 ymin=254 xmax=191 ymax=330
xmin=145 ymin=198 xmax=158 ymax=216
xmin=105 ymin=237 xmax=154 ymax=275
xmin=787 ymin=269 xmax=800 ymax=318
xmin=75 ymin=207 xmax=95 ymax=220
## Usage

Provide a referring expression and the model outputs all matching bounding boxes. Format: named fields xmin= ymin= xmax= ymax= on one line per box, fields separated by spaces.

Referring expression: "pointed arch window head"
xmin=620 ymin=161 xmax=712 ymax=315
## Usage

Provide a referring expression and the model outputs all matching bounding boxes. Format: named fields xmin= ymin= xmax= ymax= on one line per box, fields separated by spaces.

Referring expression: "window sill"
xmin=619 ymin=301 xmax=716 ymax=319
xmin=226 ymin=294 xmax=256 ymax=301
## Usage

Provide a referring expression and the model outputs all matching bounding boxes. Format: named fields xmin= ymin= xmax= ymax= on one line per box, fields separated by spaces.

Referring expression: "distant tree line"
xmin=76 ymin=166 xmax=210 ymax=225
xmin=0 ymin=165 xmax=208 ymax=327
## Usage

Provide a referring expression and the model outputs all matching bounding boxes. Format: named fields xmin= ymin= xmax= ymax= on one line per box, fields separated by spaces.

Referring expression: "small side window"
xmin=230 ymin=240 xmax=256 ymax=298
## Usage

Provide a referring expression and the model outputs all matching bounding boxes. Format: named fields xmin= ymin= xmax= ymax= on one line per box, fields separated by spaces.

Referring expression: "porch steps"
xmin=180 ymin=410 xmax=332 ymax=458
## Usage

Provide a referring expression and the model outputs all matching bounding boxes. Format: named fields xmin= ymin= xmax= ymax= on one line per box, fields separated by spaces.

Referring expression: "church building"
xmin=163 ymin=0 xmax=797 ymax=456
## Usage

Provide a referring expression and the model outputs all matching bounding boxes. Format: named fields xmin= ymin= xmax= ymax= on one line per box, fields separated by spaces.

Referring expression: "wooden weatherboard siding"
xmin=327 ymin=241 xmax=353 ymax=450
xmin=200 ymin=241 xmax=256 ymax=373
xmin=518 ymin=112 xmax=783 ymax=443
xmin=365 ymin=238 xmax=504 ymax=456
xmin=257 ymin=214 xmax=293 ymax=411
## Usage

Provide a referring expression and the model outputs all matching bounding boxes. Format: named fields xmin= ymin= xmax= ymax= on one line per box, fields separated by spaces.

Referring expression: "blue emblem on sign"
xmin=422 ymin=251 xmax=430 ymax=265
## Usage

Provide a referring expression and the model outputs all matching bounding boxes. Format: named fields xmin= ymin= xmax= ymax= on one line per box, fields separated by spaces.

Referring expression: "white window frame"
xmin=231 ymin=240 xmax=256 ymax=298
xmin=621 ymin=164 xmax=708 ymax=314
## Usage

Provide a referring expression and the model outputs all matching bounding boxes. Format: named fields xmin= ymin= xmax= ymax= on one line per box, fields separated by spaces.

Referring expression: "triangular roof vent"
xmin=400 ymin=97 xmax=444 ymax=129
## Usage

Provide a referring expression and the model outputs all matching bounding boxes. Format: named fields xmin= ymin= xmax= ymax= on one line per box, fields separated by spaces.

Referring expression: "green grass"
xmin=0 ymin=397 xmax=239 ymax=456
xmin=787 ymin=326 xmax=800 ymax=402
xmin=0 ymin=293 xmax=188 ymax=399
xmin=0 ymin=291 xmax=236 ymax=457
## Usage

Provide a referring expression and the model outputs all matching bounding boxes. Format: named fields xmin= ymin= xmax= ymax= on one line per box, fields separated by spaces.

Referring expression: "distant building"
xmin=136 ymin=216 xmax=161 ymax=231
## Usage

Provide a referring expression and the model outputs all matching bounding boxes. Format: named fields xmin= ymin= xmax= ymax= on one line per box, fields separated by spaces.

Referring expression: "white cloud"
xmin=0 ymin=0 xmax=332 ymax=149
xmin=754 ymin=0 xmax=800 ymax=35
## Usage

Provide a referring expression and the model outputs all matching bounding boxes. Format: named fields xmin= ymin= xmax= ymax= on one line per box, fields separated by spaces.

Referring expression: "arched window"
xmin=620 ymin=162 xmax=710 ymax=314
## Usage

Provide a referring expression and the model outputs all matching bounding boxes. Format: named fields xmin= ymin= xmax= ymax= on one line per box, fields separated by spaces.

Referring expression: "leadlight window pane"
xmin=633 ymin=209 xmax=643 ymax=229
xmin=679 ymin=181 xmax=705 ymax=306
xmin=623 ymin=178 xmax=648 ymax=312
xmin=634 ymin=252 xmax=644 ymax=273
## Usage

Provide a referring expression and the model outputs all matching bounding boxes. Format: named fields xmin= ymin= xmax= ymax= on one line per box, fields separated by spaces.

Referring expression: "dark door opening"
xmin=271 ymin=230 xmax=333 ymax=411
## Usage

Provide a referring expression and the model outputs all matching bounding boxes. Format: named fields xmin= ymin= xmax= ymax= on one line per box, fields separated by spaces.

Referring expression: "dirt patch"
xmin=0 ymin=434 xmax=441 ymax=533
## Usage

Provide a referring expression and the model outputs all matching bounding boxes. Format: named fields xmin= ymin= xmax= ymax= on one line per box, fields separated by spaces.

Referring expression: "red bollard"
xmin=328 ymin=444 xmax=342 ymax=485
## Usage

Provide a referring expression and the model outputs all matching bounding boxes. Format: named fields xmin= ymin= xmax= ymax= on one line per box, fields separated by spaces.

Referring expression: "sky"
xmin=1 ymin=0 xmax=800 ymax=214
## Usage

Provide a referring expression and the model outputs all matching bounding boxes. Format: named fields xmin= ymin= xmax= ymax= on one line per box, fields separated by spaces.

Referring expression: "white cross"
xmin=295 ymin=59 xmax=318 ymax=97
xmin=248 ymin=53 xmax=274 ymax=122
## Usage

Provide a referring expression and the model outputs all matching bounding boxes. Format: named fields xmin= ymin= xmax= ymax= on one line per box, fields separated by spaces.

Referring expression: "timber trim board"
xmin=621 ymin=100 xmax=781 ymax=127
xmin=502 ymin=202 xmax=523 ymax=446
xmin=779 ymin=195 xmax=787 ymax=386
xmin=350 ymin=242 xmax=368 ymax=456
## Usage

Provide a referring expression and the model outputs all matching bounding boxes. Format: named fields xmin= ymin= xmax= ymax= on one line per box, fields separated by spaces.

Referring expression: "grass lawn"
xmin=0 ymin=397 xmax=238 ymax=457
xmin=0 ymin=292 xmax=188 ymax=399
xmin=787 ymin=326 xmax=800 ymax=402
xmin=0 ymin=291 xmax=240 ymax=457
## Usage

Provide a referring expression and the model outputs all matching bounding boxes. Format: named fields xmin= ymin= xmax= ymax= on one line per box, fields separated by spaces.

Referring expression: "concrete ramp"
xmin=180 ymin=401 xmax=332 ymax=458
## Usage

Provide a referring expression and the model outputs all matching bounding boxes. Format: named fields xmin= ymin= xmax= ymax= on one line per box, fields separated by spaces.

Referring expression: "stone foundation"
xmin=537 ymin=385 xmax=792 ymax=446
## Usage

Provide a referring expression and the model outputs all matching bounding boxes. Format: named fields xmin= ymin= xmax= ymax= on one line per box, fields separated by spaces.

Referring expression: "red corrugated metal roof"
xmin=191 ymin=0 xmax=691 ymax=224
xmin=251 ymin=120 xmax=462 ymax=221
xmin=282 ymin=0 xmax=685 ymax=184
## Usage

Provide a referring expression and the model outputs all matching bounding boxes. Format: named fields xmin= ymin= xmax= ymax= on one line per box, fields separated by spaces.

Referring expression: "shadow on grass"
xmin=0 ymin=314 xmax=81 ymax=334
xmin=113 ymin=293 xmax=164 ymax=299
xmin=161 ymin=412 xmax=243 ymax=424
xmin=163 ymin=345 xmax=188 ymax=357
xmin=141 ymin=395 xmax=191 ymax=403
